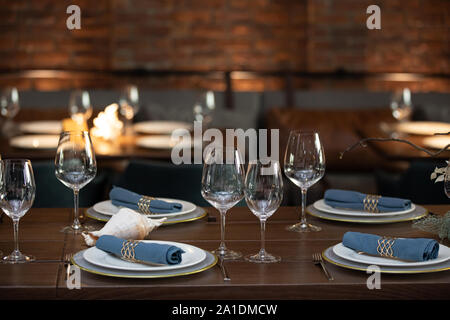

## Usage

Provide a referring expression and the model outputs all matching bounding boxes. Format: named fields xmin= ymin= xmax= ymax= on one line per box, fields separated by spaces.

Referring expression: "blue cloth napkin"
xmin=324 ymin=189 xmax=411 ymax=212
xmin=342 ymin=231 xmax=439 ymax=262
xmin=109 ymin=186 xmax=183 ymax=214
xmin=96 ymin=235 xmax=185 ymax=265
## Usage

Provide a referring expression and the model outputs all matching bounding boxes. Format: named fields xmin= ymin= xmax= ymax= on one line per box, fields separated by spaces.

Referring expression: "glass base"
xmin=286 ymin=222 xmax=321 ymax=233
xmin=2 ymin=252 xmax=35 ymax=264
xmin=212 ymin=248 xmax=242 ymax=260
xmin=245 ymin=252 xmax=280 ymax=264
xmin=61 ymin=224 xmax=95 ymax=234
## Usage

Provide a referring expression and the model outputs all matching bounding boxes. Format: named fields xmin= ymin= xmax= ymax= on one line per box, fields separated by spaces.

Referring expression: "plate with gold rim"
xmin=83 ymin=240 xmax=207 ymax=272
xmin=19 ymin=121 xmax=62 ymax=134
xmin=332 ymin=242 xmax=450 ymax=267
xmin=322 ymin=245 xmax=450 ymax=274
xmin=393 ymin=121 xmax=450 ymax=136
xmin=10 ymin=134 xmax=60 ymax=149
xmin=85 ymin=206 xmax=208 ymax=225
xmin=307 ymin=204 xmax=428 ymax=224
xmin=72 ymin=249 xmax=217 ymax=278
xmin=93 ymin=199 xmax=196 ymax=218
xmin=422 ymin=136 xmax=450 ymax=150
xmin=313 ymin=199 xmax=415 ymax=217
xmin=134 ymin=121 xmax=193 ymax=135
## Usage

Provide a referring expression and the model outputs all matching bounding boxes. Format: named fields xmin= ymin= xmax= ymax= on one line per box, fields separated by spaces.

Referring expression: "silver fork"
xmin=312 ymin=253 xmax=334 ymax=281
xmin=64 ymin=253 xmax=73 ymax=280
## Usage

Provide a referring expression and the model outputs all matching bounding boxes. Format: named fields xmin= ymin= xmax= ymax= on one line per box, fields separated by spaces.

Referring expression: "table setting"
xmin=0 ymin=127 xmax=449 ymax=299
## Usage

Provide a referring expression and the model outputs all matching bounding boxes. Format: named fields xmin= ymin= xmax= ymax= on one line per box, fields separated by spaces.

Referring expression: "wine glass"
xmin=390 ymin=88 xmax=413 ymax=122
xmin=244 ymin=160 xmax=283 ymax=263
xmin=69 ymin=90 xmax=93 ymax=124
xmin=55 ymin=131 xmax=97 ymax=233
xmin=201 ymin=146 xmax=245 ymax=260
xmin=119 ymin=85 xmax=139 ymax=135
xmin=0 ymin=159 xmax=36 ymax=263
xmin=284 ymin=131 xmax=325 ymax=232
xmin=0 ymin=87 xmax=20 ymax=137
xmin=193 ymin=90 xmax=215 ymax=129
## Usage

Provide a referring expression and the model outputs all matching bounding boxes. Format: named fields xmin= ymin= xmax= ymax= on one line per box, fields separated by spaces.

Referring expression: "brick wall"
xmin=0 ymin=0 xmax=448 ymax=91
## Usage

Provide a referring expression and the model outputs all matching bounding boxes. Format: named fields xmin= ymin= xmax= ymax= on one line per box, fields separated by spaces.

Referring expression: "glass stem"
xmin=300 ymin=188 xmax=307 ymax=224
xmin=218 ymin=209 xmax=227 ymax=256
xmin=72 ymin=189 xmax=81 ymax=230
xmin=13 ymin=219 xmax=20 ymax=256
xmin=259 ymin=219 xmax=267 ymax=258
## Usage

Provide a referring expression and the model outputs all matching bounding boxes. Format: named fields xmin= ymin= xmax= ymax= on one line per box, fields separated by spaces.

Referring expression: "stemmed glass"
xmin=55 ymin=131 xmax=97 ymax=233
xmin=69 ymin=90 xmax=93 ymax=124
xmin=119 ymin=85 xmax=140 ymax=135
xmin=193 ymin=91 xmax=215 ymax=129
xmin=0 ymin=87 xmax=20 ymax=137
xmin=390 ymin=88 xmax=412 ymax=122
xmin=201 ymin=146 xmax=245 ymax=260
xmin=244 ymin=160 xmax=283 ymax=263
xmin=0 ymin=159 xmax=36 ymax=263
xmin=284 ymin=131 xmax=325 ymax=232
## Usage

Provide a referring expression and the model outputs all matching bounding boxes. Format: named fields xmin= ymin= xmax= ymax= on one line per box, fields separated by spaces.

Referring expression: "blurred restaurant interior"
xmin=0 ymin=0 xmax=449 ymax=209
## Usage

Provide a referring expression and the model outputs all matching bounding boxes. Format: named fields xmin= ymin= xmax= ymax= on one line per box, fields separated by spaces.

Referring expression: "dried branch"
xmin=339 ymin=136 xmax=450 ymax=159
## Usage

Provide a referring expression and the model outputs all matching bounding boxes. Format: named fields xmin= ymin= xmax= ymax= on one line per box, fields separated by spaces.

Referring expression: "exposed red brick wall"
xmin=0 ymin=0 xmax=448 ymax=91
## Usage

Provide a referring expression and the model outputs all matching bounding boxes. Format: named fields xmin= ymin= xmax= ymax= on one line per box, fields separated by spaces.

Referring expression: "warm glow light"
xmin=90 ymin=103 xmax=123 ymax=141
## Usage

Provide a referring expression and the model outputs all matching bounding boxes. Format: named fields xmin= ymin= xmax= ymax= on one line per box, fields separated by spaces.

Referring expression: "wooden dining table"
xmin=0 ymin=204 xmax=449 ymax=300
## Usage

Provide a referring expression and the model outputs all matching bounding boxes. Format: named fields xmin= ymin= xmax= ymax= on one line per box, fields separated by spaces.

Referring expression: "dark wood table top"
xmin=356 ymin=123 xmax=450 ymax=161
xmin=0 ymin=205 xmax=449 ymax=300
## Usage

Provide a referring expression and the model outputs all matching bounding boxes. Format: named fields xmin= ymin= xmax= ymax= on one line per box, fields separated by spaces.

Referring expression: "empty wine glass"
xmin=0 ymin=159 xmax=36 ymax=263
xmin=0 ymin=87 xmax=20 ymax=137
xmin=245 ymin=160 xmax=283 ymax=263
xmin=55 ymin=131 xmax=97 ymax=233
xmin=201 ymin=146 xmax=245 ymax=260
xmin=193 ymin=91 xmax=215 ymax=129
xmin=119 ymin=85 xmax=140 ymax=135
xmin=284 ymin=131 xmax=325 ymax=232
xmin=390 ymin=88 xmax=413 ymax=122
xmin=69 ymin=90 xmax=93 ymax=124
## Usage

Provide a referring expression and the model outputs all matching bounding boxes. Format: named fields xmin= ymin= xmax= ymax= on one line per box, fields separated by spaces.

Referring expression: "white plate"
xmin=73 ymin=249 xmax=217 ymax=278
xmin=86 ymin=206 xmax=208 ymax=225
xmin=83 ymin=240 xmax=207 ymax=272
xmin=93 ymin=198 xmax=196 ymax=218
xmin=134 ymin=121 xmax=193 ymax=134
xmin=393 ymin=121 xmax=450 ymax=136
xmin=10 ymin=135 xmax=60 ymax=149
xmin=19 ymin=121 xmax=62 ymax=134
xmin=136 ymin=135 xmax=196 ymax=150
xmin=313 ymin=199 xmax=415 ymax=217
xmin=422 ymin=136 xmax=450 ymax=150
xmin=332 ymin=242 xmax=450 ymax=267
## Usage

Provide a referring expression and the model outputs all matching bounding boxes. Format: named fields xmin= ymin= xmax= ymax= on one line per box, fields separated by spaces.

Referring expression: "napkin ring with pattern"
xmin=137 ymin=196 xmax=156 ymax=215
xmin=377 ymin=237 xmax=396 ymax=258
xmin=363 ymin=194 xmax=381 ymax=213
xmin=120 ymin=240 xmax=140 ymax=262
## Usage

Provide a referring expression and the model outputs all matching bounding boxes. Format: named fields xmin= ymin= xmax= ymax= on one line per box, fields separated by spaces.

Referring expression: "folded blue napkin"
xmin=324 ymin=189 xmax=411 ymax=212
xmin=96 ymin=235 xmax=185 ymax=265
xmin=342 ymin=231 xmax=439 ymax=262
xmin=109 ymin=186 xmax=183 ymax=214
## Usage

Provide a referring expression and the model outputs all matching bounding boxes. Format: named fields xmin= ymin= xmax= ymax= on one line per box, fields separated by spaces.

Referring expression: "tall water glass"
xmin=201 ymin=147 xmax=245 ymax=260
xmin=284 ymin=131 xmax=325 ymax=232
xmin=245 ymin=160 xmax=283 ymax=263
xmin=0 ymin=87 xmax=20 ymax=137
xmin=55 ymin=131 xmax=97 ymax=233
xmin=193 ymin=91 xmax=215 ymax=129
xmin=0 ymin=159 xmax=35 ymax=263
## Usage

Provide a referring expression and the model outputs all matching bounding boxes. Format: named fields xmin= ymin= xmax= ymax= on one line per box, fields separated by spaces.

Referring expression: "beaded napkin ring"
xmin=376 ymin=237 xmax=396 ymax=258
xmin=120 ymin=239 xmax=140 ymax=262
xmin=137 ymin=196 xmax=156 ymax=215
xmin=363 ymin=194 xmax=381 ymax=213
